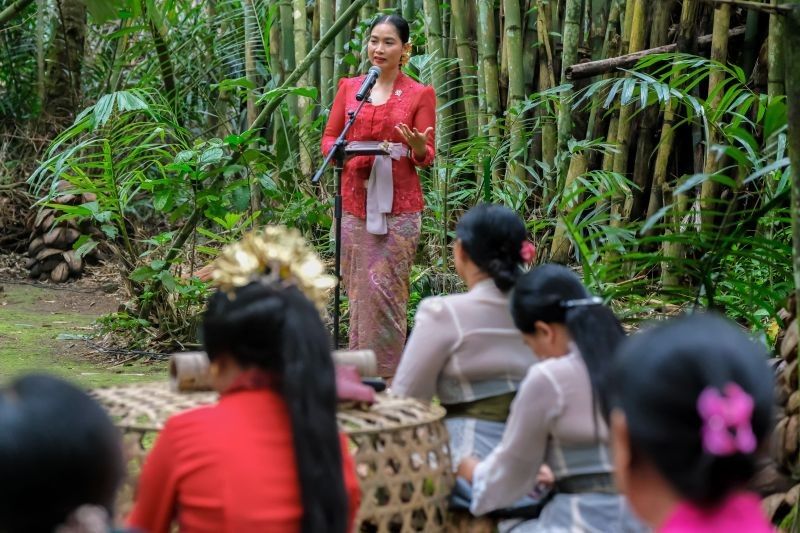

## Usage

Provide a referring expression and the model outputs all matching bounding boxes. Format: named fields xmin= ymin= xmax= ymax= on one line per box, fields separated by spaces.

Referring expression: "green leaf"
xmin=175 ymin=150 xmax=196 ymax=164
xmin=198 ymin=147 xmax=224 ymax=167
xmin=100 ymin=224 xmax=119 ymax=239
xmin=150 ymin=259 xmax=167 ymax=271
xmin=764 ymin=99 xmax=787 ymax=140
xmin=129 ymin=266 xmax=157 ymax=282
xmin=73 ymin=236 xmax=98 ymax=259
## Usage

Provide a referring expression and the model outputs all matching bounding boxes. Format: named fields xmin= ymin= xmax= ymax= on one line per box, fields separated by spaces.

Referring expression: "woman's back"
xmin=394 ymin=279 xmax=535 ymax=404
xmin=129 ymin=384 xmax=360 ymax=533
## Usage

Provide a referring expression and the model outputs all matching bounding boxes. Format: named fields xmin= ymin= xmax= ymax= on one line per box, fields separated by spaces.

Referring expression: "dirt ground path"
xmin=0 ymin=279 xmax=166 ymax=388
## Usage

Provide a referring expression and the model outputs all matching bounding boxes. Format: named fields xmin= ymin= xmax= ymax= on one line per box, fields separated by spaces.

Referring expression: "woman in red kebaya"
xmin=321 ymin=14 xmax=436 ymax=378
xmin=128 ymin=230 xmax=360 ymax=533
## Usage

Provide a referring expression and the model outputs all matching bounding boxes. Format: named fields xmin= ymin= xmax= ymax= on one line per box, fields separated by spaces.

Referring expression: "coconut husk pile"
xmin=0 ymin=181 xmax=32 ymax=253
xmin=761 ymin=294 xmax=800 ymax=525
xmin=26 ymin=181 xmax=102 ymax=282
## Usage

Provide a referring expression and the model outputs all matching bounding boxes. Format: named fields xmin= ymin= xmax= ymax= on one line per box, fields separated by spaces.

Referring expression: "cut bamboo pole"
xmin=566 ymin=26 xmax=745 ymax=79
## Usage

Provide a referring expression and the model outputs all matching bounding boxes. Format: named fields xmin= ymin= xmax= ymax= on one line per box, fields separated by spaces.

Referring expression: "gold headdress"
xmin=210 ymin=226 xmax=335 ymax=312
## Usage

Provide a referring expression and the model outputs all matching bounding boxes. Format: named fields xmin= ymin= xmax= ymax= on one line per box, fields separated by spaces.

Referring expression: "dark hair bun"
xmin=607 ymin=313 xmax=774 ymax=507
xmin=456 ymin=203 xmax=527 ymax=292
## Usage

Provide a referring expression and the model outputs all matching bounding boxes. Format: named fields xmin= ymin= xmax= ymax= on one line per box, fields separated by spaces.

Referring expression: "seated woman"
xmin=392 ymin=203 xmax=537 ymax=466
xmin=0 ymin=374 xmax=126 ymax=533
xmin=457 ymin=264 xmax=645 ymax=531
xmin=128 ymin=228 xmax=360 ymax=533
xmin=605 ymin=313 xmax=774 ymax=532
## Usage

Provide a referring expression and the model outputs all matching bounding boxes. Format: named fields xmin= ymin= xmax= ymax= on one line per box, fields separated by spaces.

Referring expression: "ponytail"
xmin=279 ymin=288 xmax=348 ymax=533
xmin=203 ymin=283 xmax=347 ymax=533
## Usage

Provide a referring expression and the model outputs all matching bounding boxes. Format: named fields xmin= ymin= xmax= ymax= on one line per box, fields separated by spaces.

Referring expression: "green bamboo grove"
xmin=2 ymin=0 xmax=798 ymax=342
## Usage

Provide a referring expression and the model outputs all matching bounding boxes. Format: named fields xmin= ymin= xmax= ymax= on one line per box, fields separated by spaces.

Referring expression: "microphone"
xmin=355 ymin=66 xmax=382 ymax=101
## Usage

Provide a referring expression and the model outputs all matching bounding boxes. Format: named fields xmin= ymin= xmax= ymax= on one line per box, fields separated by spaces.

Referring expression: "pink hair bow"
xmin=697 ymin=382 xmax=757 ymax=456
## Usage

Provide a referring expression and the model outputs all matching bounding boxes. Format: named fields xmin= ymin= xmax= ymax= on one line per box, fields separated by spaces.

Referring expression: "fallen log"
xmin=566 ymin=26 xmax=746 ymax=80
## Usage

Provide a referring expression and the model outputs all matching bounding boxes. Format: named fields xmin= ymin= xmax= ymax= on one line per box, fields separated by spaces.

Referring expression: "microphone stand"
xmin=312 ymin=93 xmax=371 ymax=349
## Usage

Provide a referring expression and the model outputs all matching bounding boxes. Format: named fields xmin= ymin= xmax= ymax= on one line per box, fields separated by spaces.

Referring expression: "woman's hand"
xmin=456 ymin=456 xmax=480 ymax=483
xmin=395 ymin=123 xmax=433 ymax=160
xmin=536 ymin=464 xmax=555 ymax=488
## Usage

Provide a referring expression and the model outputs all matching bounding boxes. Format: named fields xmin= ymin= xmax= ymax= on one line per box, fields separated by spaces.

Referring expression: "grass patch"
xmin=0 ymin=284 xmax=166 ymax=388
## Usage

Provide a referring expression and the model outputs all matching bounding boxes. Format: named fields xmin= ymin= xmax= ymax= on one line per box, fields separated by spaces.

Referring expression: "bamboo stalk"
xmin=557 ymin=0 xmax=584 ymax=179
xmin=504 ymin=0 xmax=527 ymax=184
xmin=649 ymin=0 xmax=698 ymax=286
xmin=452 ymin=0 xmax=479 ymax=138
xmin=279 ymin=0 xmax=298 ymax=117
xmin=0 ymin=0 xmax=34 ymax=26
xmin=549 ymin=153 xmax=588 ymax=263
xmin=768 ymin=0 xmax=785 ymax=100
xmin=477 ymin=0 xmax=503 ymax=186
xmin=609 ymin=0 xmax=647 ymax=224
xmin=566 ymin=26 xmax=745 ymax=79
xmin=523 ymin=0 xmax=539 ymax=95
xmin=423 ymin=0 xmax=451 ymax=148
xmin=294 ymin=0 xmax=312 ymax=176
xmin=624 ymin=0 xmax=673 ymax=220
xmin=251 ymin=0 xmax=371 ymax=132
xmin=243 ymin=0 xmax=261 ymax=212
xmin=784 ymin=4 xmax=800 ymax=363
xmin=699 ymin=3 xmax=731 ymax=230
xmin=320 ymin=0 xmax=335 ymax=108
xmin=334 ymin=0 xmax=352 ymax=82
xmin=537 ymin=0 xmax=557 ymax=201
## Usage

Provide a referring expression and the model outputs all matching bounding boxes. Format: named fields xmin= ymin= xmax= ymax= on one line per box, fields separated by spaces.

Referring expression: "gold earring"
xmin=400 ymin=50 xmax=411 ymax=67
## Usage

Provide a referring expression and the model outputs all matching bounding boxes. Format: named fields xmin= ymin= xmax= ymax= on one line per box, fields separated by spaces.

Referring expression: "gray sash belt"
xmin=366 ymin=142 xmax=408 ymax=235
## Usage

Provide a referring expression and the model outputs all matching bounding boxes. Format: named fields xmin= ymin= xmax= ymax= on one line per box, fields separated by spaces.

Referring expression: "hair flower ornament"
xmin=210 ymin=226 xmax=336 ymax=312
xmin=697 ymin=382 xmax=757 ymax=456
xmin=520 ymin=240 xmax=536 ymax=264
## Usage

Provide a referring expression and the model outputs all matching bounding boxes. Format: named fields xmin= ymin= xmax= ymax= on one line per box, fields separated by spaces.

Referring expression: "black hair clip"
xmin=560 ymin=296 xmax=604 ymax=308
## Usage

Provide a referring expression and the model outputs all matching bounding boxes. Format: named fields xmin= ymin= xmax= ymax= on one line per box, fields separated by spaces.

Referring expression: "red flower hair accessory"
xmin=520 ymin=240 xmax=536 ymax=264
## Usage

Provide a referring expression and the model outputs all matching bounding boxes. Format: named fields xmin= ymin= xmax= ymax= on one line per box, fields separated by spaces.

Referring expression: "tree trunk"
xmin=279 ymin=0 xmax=298 ymax=117
xmin=44 ymin=0 xmax=86 ymax=122
xmin=294 ymin=0 xmax=313 ymax=176
xmin=243 ymin=0 xmax=262 ymax=212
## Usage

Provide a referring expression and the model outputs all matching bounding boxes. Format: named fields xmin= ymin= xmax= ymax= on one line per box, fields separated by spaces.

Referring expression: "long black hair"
xmin=202 ymin=281 xmax=347 ymax=533
xmin=605 ymin=313 xmax=773 ymax=507
xmin=0 ymin=374 xmax=125 ymax=533
xmin=456 ymin=203 xmax=528 ymax=292
xmin=369 ymin=13 xmax=410 ymax=43
xmin=510 ymin=263 xmax=624 ymax=400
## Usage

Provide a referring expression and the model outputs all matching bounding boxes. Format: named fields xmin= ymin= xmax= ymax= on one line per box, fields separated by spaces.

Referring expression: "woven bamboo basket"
xmin=89 ymin=383 xmax=454 ymax=532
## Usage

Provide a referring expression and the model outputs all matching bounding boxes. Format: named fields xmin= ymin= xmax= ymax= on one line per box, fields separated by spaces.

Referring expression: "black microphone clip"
xmin=355 ymin=66 xmax=382 ymax=102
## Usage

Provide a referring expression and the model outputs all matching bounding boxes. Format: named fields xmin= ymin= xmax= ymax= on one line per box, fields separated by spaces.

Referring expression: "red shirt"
xmin=127 ymin=388 xmax=361 ymax=533
xmin=321 ymin=72 xmax=436 ymax=218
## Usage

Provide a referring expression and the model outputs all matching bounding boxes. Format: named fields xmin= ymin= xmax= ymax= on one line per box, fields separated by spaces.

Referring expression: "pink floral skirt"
xmin=341 ymin=212 xmax=421 ymax=378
